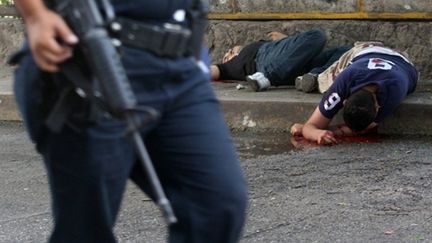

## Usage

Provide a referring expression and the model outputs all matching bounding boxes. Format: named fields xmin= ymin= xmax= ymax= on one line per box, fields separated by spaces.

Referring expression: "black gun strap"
xmin=44 ymin=60 xmax=104 ymax=132
xmin=44 ymin=84 xmax=77 ymax=132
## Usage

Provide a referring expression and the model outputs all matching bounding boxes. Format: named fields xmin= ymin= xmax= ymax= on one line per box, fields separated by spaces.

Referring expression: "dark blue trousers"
xmin=255 ymin=29 xmax=326 ymax=86
xmin=14 ymin=47 xmax=247 ymax=243
xmin=307 ymin=45 xmax=353 ymax=75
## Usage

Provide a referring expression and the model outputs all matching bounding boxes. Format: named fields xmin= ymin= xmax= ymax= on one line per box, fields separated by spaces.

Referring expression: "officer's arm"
xmin=14 ymin=0 xmax=45 ymax=18
xmin=302 ymin=107 xmax=337 ymax=145
xmin=15 ymin=0 xmax=78 ymax=72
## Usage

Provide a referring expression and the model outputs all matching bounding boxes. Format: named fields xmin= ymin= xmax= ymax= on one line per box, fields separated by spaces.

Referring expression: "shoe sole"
xmin=246 ymin=76 xmax=260 ymax=92
xmin=301 ymin=74 xmax=318 ymax=93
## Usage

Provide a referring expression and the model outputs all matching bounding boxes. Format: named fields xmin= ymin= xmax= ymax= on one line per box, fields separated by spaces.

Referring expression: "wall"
xmin=206 ymin=0 xmax=432 ymax=80
xmin=0 ymin=18 xmax=23 ymax=77
xmin=1 ymin=1 xmax=431 ymax=79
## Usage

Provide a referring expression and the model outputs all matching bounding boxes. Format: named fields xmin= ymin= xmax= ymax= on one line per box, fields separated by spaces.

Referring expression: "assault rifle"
xmin=50 ymin=0 xmax=177 ymax=224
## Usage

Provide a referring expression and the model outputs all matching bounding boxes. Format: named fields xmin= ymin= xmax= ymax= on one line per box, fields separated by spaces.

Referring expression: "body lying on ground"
xmin=211 ymin=29 xmax=350 ymax=92
xmin=291 ymin=42 xmax=418 ymax=145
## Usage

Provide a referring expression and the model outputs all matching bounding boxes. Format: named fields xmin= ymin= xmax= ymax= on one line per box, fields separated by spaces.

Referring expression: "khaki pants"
xmin=317 ymin=41 xmax=384 ymax=93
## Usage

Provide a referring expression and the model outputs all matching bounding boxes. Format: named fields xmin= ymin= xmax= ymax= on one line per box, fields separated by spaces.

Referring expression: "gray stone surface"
xmin=0 ymin=5 xmax=17 ymax=16
xmin=208 ymin=0 xmax=432 ymax=13
xmin=2 ymin=1 xmax=432 ymax=79
xmin=364 ymin=0 xmax=432 ymax=12
xmin=2 ymin=121 xmax=432 ymax=242
xmin=3 ymin=78 xmax=432 ymax=134
xmin=208 ymin=0 xmax=233 ymax=13
xmin=207 ymin=20 xmax=432 ymax=80
xmin=235 ymin=0 xmax=357 ymax=13
xmin=0 ymin=19 xmax=23 ymax=64
xmin=9 ymin=1 xmax=431 ymax=14
xmin=212 ymin=82 xmax=432 ymax=135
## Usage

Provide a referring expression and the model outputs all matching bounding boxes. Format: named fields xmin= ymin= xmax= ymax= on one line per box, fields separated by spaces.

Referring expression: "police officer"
xmin=13 ymin=0 xmax=247 ymax=242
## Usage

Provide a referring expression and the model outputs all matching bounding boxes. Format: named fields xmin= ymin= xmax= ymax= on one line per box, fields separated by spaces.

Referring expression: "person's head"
xmin=222 ymin=45 xmax=243 ymax=63
xmin=343 ymin=89 xmax=379 ymax=132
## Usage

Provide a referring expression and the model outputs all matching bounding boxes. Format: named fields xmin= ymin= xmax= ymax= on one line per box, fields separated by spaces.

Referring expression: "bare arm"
xmin=267 ymin=31 xmax=288 ymax=41
xmin=15 ymin=0 xmax=78 ymax=72
xmin=210 ymin=65 xmax=220 ymax=80
xmin=302 ymin=107 xmax=337 ymax=145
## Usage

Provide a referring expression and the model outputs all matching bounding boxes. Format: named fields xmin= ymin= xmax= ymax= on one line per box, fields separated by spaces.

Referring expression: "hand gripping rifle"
xmin=49 ymin=0 xmax=177 ymax=224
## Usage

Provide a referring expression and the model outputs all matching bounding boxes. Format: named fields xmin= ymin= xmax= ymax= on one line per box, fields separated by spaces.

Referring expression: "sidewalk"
xmin=214 ymin=80 xmax=432 ymax=135
xmin=0 ymin=75 xmax=17 ymax=121
xmin=1 ymin=77 xmax=432 ymax=135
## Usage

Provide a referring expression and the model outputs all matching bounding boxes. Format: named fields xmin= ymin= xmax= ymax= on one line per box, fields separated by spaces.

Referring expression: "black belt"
xmin=117 ymin=18 xmax=193 ymax=58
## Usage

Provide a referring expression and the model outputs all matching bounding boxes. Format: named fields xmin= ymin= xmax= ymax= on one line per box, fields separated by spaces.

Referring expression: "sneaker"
xmin=295 ymin=76 xmax=303 ymax=91
xmin=246 ymin=72 xmax=271 ymax=92
xmin=300 ymin=73 xmax=318 ymax=93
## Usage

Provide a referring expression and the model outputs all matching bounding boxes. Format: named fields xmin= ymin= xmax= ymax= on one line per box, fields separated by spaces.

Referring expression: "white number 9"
xmin=324 ymin=92 xmax=341 ymax=110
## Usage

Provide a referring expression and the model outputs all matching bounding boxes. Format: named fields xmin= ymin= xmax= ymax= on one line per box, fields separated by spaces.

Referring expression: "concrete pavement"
xmin=0 ymin=75 xmax=18 ymax=121
xmin=214 ymin=81 xmax=432 ymax=135
xmin=1 ymin=76 xmax=432 ymax=135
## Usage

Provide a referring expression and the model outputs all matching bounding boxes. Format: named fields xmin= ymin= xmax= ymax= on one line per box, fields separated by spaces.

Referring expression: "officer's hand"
xmin=316 ymin=130 xmax=337 ymax=145
xmin=25 ymin=8 xmax=78 ymax=72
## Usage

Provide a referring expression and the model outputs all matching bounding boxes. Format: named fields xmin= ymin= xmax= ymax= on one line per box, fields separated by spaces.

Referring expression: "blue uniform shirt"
xmin=319 ymin=53 xmax=418 ymax=123
xmin=112 ymin=0 xmax=192 ymax=22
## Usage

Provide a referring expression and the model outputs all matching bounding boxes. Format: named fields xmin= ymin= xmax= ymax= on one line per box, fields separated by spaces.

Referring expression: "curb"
xmin=215 ymin=82 xmax=432 ymax=136
xmin=2 ymin=81 xmax=432 ymax=136
xmin=0 ymin=92 xmax=20 ymax=121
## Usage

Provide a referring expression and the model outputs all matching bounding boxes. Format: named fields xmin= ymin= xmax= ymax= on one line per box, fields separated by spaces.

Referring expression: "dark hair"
xmin=343 ymin=89 xmax=377 ymax=132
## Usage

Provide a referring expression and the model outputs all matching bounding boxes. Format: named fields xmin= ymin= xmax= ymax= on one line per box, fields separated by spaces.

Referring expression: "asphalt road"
xmin=1 ymin=121 xmax=432 ymax=243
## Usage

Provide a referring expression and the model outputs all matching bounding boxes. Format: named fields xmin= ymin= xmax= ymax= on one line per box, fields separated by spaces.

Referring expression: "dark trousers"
xmin=14 ymin=48 xmax=247 ymax=243
xmin=255 ymin=29 xmax=326 ymax=86
xmin=307 ymin=45 xmax=353 ymax=75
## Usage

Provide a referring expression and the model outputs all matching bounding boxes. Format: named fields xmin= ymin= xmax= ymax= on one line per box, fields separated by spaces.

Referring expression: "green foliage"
xmin=0 ymin=0 xmax=13 ymax=5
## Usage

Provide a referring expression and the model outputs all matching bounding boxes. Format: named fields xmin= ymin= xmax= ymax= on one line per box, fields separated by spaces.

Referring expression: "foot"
xmin=300 ymin=73 xmax=318 ymax=93
xmin=246 ymin=72 xmax=271 ymax=92
xmin=295 ymin=76 xmax=303 ymax=91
